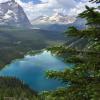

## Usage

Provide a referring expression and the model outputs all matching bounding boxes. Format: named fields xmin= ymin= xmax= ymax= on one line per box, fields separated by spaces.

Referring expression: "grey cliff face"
xmin=0 ymin=0 xmax=31 ymax=27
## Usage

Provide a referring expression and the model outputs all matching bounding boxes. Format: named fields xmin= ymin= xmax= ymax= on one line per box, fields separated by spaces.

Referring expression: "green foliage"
xmin=89 ymin=0 xmax=100 ymax=3
xmin=65 ymin=26 xmax=80 ymax=37
xmin=79 ymin=6 xmax=100 ymax=28
xmin=0 ymin=77 xmax=38 ymax=100
xmin=45 ymin=2 xmax=100 ymax=100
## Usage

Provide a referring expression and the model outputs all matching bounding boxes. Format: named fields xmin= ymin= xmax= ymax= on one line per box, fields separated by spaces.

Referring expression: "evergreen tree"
xmin=45 ymin=1 xmax=100 ymax=100
xmin=89 ymin=0 xmax=100 ymax=3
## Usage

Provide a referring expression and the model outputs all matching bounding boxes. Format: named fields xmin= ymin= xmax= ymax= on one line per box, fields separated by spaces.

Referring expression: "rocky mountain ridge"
xmin=0 ymin=0 xmax=31 ymax=27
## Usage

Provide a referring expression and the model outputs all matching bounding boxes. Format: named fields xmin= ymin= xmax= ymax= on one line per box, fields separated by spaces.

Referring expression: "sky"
xmin=0 ymin=0 xmax=97 ymax=20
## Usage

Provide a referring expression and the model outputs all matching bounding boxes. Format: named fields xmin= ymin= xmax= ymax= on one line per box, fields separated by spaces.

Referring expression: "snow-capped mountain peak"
xmin=0 ymin=0 xmax=31 ymax=27
xmin=32 ymin=13 xmax=76 ymax=25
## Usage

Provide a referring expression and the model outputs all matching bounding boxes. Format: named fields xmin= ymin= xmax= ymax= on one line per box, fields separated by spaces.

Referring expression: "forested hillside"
xmin=0 ymin=77 xmax=37 ymax=100
xmin=0 ymin=28 xmax=65 ymax=69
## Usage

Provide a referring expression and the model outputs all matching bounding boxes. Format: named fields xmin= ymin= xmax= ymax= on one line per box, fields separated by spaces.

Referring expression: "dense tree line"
xmin=0 ymin=77 xmax=38 ymax=100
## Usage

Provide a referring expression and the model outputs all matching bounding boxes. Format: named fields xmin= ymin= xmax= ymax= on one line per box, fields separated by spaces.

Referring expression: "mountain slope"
xmin=0 ymin=0 xmax=31 ymax=27
xmin=0 ymin=77 xmax=37 ymax=99
xmin=0 ymin=27 xmax=65 ymax=68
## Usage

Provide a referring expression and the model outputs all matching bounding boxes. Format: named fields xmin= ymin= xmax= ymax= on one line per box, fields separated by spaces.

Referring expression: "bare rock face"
xmin=0 ymin=0 xmax=31 ymax=27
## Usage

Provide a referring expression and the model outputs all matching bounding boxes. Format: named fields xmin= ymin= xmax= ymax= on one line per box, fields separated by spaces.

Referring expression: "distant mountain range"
xmin=0 ymin=0 xmax=31 ymax=27
xmin=32 ymin=13 xmax=76 ymax=25
xmin=31 ymin=12 xmax=86 ymax=31
xmin=32 ymin=18 xmax=86 ymax=32
xmin=0 ymin=0 xmax=86 ymax=31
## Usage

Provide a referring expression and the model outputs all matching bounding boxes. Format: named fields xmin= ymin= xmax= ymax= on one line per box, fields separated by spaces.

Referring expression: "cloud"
xmin=19 ymin=0 xmax=77 ymax=20
xmin=0 ymin=0 xmax=97 ymax=20
xmin=0 ymin=0 xmax=9 ymax=3
xmin=68 ymin=1 xmax=97 ymax=16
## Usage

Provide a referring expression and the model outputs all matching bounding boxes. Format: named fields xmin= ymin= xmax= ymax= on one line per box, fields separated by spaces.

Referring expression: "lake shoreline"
xmin=0 ymin=50 xmax=71 ymax=92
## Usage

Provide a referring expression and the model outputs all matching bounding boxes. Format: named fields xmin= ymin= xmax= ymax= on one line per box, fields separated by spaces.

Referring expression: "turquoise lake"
xmin=0 ymin=51 xmax=71 ymax=92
